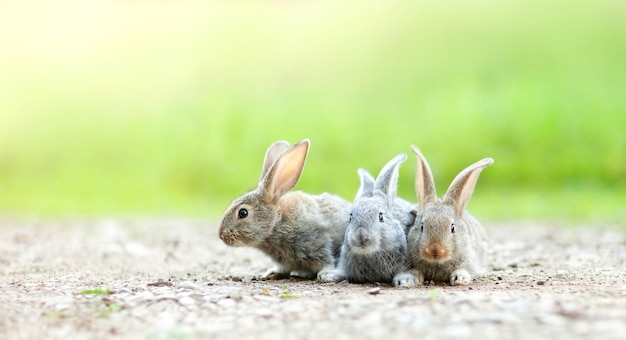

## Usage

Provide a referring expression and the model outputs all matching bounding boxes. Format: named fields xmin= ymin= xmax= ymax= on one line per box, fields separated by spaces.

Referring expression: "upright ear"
xmin=443 ymin=157 xmax=494 ymax=216
xmin=260 ymin=141 xmax=291 ymax=181
xmin=374 ymin=153 xmax=407 ymax=209
xmin=411 ymin=145 xmax=438 ymax=210
xmin=355 ymin=168 xmax=375 ymax=199
xmin=260 ymin=139 xmax=310 ymax=202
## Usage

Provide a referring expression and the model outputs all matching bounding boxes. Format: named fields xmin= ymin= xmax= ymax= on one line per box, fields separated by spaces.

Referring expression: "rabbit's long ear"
xmin=355 ymin=168 xmax=375 ymax=199
xmin=374 ymin=153 xmax=406 ymax=208
xmin=443 ymin=158 xmax=494 ymax=216
xmin=260 ymin=139 xmax=310 ymax=202
xmin=412 ymin=145 xmax=437 ymax=210
xmin=260 ymin=141 xmax=291 ymax=182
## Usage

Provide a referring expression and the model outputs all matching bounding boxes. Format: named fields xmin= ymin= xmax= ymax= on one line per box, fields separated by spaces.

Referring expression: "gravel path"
xmin=1 ymin=218 xmax=625 ymax=339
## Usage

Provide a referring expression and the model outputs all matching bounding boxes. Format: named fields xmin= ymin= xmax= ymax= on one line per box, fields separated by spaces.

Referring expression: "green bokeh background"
xmin=0 ymin=1 xmax=624 ymax=223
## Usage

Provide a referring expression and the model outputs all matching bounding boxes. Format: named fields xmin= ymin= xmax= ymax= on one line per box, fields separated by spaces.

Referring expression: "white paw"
xmin=409 ymin=269 xmax=425 ymax=285
xmin=261 ymin=266 xmax=291 ymax=280
xmin=290 ymin=271 xmax=316 ymax=279
xmin=450 ymin=269 xmax=472 ymax=285
xmin=317 ymin=269 xmax=346 ymax=283
xmin=392 ymin=272 xmax=417 ymax=287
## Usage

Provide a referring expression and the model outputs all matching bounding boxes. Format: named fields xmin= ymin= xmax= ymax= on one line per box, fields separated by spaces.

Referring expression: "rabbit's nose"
xmin=219 ymin=229 xmax=235 ymax=246
xmin=354 ymin=228 xmax=370 ymax=246
xmin=424 ymin=243 xmax=448 ymax=259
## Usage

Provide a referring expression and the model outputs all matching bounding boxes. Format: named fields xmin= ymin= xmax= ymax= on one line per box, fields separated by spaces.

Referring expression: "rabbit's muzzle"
xmin=219 ymin=229 xmax=240 ymax=247
xmin=421 ymin=243 xmax=450 ymax=261
xmin=349 ymin=228 xmax=375 ymax=253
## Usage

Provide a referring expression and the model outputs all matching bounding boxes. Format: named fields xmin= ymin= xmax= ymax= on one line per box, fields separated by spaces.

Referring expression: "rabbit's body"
xmin=393 ymin=197 xmax=416 ymax=234
xmin=219 ymin=140 xmax=351 ymax=279
xmin=255 ymin=192 xmax=349 ymax=275
xmin=407 ymin=146 xmax=492 ymax=285
xmin=319 ymin=154 xmax=416 ymax=287
xmin=339 ymin=197 xmax=412 ymax=284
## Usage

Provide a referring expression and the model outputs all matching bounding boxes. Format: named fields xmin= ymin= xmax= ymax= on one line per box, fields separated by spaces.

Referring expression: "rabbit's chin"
xmin=221 ymin=238 xmax=248 ymax=247
xmin=421 ymin=255 xmax=451 ymax=264
xmin=229 ymin=240 xmax=249 ymax=247
xmin=349 ymin=244 xmax=380 ymax=255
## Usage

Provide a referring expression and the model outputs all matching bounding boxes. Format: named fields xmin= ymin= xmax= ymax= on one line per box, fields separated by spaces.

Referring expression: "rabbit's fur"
xmin=318 ymin=154 xmax=416 ymax=287
xmin=219 ymin=139 xmax=351 ymax=279
xmin=407 ymin=146 xmax=492 ymax=285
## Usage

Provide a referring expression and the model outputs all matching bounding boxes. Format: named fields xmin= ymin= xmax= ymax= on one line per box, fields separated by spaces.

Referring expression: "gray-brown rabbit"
xmin=219 ymin=139 xmax=351 ymax=279
xmin=407 ymin=146 xmax=493 ymax=285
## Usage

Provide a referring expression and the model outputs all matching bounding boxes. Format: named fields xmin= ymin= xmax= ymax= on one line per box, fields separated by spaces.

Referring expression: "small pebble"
xmin=176 ymin=281 xmax=198 ymax=290
xmin=256 ymin=308 xmax=273 ymax=317
xmin=368 ymin=287 xmax=381 ymax=295
xmin=55 ymin=303 xmax=71 ymax=312
xmin=537 ymin=281 xmax=546 ymax=285
xmin=217 ymin=298 xmax=237 ymax=307
xmin=156 ymin=294 xmax=178 ymax=302
xmin=178 ymin=296 xmax=196 ymax=306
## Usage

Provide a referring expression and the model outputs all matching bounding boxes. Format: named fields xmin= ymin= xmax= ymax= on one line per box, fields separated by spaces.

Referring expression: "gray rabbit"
xmin=219 ymin=139 xmax=351 ymax=279
xmin=318 ymin=154 xmax=417 ymax=287
xmin=407 ymin=146 xmax=492 ymax=285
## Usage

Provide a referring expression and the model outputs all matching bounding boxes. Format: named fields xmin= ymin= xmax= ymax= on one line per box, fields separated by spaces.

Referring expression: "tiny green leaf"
xmin=79 ymin=288 xmax=112 ymax=295
xmin=280 ymin=284 xmax=298 ymax=299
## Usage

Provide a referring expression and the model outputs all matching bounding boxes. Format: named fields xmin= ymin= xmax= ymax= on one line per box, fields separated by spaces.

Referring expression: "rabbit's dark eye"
xmin=238 ymin=208 xmax=248 ymax=219
xmin=378 ymin=212 xmax=384 ymax=222
xmin=451 ymin=223 xmax=456 ymax=233
xmin=420 ymin=223 xmax=424 ymax=232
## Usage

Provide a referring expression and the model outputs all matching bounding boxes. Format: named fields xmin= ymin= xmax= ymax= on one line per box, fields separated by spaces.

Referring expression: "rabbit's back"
xmin=393 ymin=197 xmax=416 ymax=233
xmin=257 ymin=191 xmax=350 ymax=273
xmin=312 ymin=192 xmax=351 ymax=256
xmin=461 ymin=212 xmax=488 ymax=274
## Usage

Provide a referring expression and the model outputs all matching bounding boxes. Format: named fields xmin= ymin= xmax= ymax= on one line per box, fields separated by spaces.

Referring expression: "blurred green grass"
xmin=0 ymin=1 xmax=624 ymax=224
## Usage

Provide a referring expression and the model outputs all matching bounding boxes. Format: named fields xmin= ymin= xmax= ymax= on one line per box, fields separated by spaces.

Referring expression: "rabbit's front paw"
xmin=408 ymin=269 xmax=425 ymax=285
xmin=261 ymin=266 xmax=291 ymax=280
xmin=450 ymin=269 xmax=471 ymax=285
xmin=290 ymin=271 xmax=316 ymax=280
xmin=317 ymin=269 xmax=346 ymax=283
xmin=392 ymin=272 xmax=417 ymax=287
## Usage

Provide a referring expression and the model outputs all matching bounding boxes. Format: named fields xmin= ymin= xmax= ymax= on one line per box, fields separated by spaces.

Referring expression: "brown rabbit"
xmin=219 ymin=139 xmax=351 ymax=279
xmin=407 ymin=145 xmax=493 ymax=285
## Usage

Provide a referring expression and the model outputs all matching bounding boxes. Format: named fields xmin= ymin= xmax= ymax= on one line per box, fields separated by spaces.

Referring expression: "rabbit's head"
xmin=345 ymin=154 xmax=406 ymax=254
xmin=408 ymin=146 xmax=493 ymax=264
xmin=219 ymin=139 xmax=309 ymax=247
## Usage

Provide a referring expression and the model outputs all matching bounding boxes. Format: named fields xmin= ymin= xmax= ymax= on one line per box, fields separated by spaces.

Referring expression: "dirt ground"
xmin=1 ymin=217 xmax=625 ymax=339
